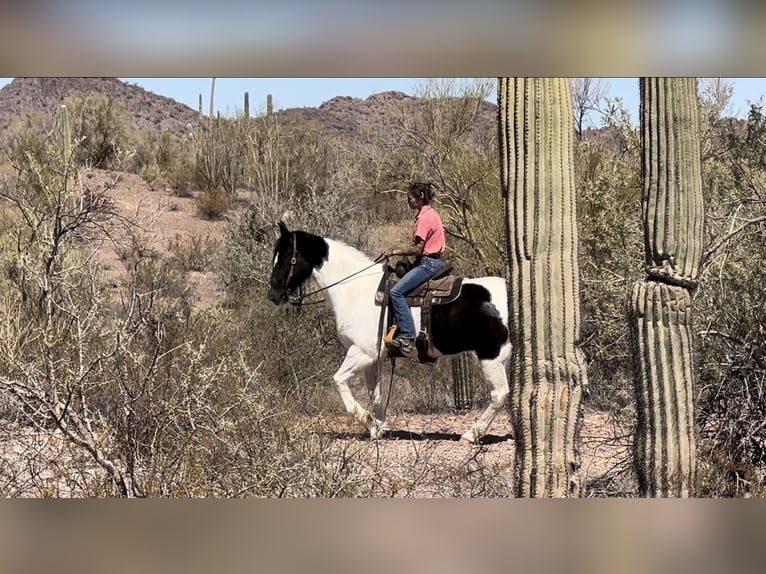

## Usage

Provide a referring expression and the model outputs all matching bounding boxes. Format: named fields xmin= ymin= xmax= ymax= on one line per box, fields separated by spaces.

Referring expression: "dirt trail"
xmin=315 ymin=408 xmax=634 ymax=497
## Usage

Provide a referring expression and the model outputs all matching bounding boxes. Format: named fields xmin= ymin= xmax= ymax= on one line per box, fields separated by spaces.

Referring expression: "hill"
xmin=0 ymin=77 xmax=500 ymax=151
xmin=0 ymin=77 xmax=201 ymax=137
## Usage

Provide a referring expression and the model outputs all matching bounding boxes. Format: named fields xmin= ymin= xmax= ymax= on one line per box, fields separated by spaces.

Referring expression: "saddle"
xmin=375 ymin=258 xmax=463 ymax=363
xmin=374 ymin=260 xmax=462 ymax=307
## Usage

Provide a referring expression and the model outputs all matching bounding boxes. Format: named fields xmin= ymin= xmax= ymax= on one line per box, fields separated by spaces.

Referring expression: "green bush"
xmin=575 ymin=135 xmax=642 ymax=411
xmin=64 ymin=94 xmax=135 ymax=170
xmin=127 ymin=130 xmax=181 ymax=187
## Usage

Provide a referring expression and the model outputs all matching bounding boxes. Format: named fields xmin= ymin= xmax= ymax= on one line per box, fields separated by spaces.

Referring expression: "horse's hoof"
xmin=460 ymin=431 xmax=480 ymax=444
xmin=369 ymin=421 xmax=390 ymax=440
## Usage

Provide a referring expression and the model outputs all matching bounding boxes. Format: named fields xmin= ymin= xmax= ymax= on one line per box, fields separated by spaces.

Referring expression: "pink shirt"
xmin=413 ymin=205 xmax=446 ymax=256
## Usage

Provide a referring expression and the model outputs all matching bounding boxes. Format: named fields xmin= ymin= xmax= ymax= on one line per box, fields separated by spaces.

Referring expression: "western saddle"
xmin=375 ymin=258 xmax=463 ymax=363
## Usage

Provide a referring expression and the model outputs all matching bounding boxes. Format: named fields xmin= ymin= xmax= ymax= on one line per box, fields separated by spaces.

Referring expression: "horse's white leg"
xmin=332 ymin=345 xmax=380 ymax=436
xmin=364 ymin=361 xmax=390 ymax=439
xmin=461 ymin=347 xmax=511 ymax=443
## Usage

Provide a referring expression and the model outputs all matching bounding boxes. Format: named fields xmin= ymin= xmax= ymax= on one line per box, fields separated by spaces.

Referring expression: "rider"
xmin=386 ymin=180 xmax=446 ymax=357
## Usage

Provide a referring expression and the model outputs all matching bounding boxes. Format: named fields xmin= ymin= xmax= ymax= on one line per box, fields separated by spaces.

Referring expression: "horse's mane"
xmin=321 ymin=237 xmax=376 ymax=267
xmin=289 ymin=228 xmax=376 ymax=273
xmin=292 ymin=230 xmax=330 ymax=268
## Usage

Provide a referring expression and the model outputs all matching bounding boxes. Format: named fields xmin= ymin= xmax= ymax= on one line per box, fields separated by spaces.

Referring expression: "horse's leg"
xmin=364 ymin=360 xmax=390 ymax=439
xmin=461 ymin=346 xmax=511 ymax=443
xmin=332 ymin=345 xmax=381 ymax=437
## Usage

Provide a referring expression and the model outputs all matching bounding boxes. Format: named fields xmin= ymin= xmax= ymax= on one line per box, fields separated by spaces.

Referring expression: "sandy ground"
xmin=313 ymin=407 xmax=634 ymax=497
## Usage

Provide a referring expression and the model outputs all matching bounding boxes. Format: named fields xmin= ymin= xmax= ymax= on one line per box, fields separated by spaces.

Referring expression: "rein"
xmin=288 ymin=252 xmax=387 ymax=306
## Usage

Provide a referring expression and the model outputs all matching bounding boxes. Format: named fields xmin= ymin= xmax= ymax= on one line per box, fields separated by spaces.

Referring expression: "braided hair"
xmin=407 ymin=180 xmax=437 ymax=204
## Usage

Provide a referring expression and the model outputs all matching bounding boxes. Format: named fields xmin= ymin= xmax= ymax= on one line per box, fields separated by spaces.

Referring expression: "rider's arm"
xmin=389 ymin=237 xmax=424 ymax=257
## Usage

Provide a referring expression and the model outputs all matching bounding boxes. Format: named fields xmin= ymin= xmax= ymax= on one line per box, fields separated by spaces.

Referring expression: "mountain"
xmin=0 ymin=77 xmax=499 ymax=150
xmin=0 ymin=77 xmax=201 ymax=137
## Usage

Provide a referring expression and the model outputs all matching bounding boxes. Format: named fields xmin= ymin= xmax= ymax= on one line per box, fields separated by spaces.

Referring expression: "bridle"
xmin=282 ymin=233 xmax=310 ymax=306
xmin=280 ymin=233 xmax=386 ymax=306
xmin=285 ymin=232 xmax=299 ymax=289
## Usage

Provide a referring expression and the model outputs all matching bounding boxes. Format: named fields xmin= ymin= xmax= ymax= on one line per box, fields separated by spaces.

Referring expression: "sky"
xmin=1 ymin=77 xmax=765 ymax=127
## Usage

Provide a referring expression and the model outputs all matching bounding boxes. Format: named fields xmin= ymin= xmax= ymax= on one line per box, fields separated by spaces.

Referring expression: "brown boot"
xmin=394 ymin=337 xmax=416 ymax=359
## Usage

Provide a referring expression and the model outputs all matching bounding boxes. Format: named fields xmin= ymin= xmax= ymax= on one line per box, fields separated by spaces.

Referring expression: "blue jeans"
xmin=389 ymin=256 xmax=444 ymax=340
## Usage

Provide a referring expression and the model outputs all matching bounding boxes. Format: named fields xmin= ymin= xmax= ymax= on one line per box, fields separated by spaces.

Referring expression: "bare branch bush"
xmin=694 ymin=97 xmax=766 ymax=496
xmin=570 ymin=78 xmax=611 ymax=139
xmin=63 ymin=94 xmax=136 ymax=171
xmin=0 ymin=107 xmax=371 ymax=497
xmin=575 ymin=95 xmax=643 ymax=411
xmin=0 ymin=106 xmax=144 ymax=495
xmin=379 ymin=78 xmax=504 ymax=277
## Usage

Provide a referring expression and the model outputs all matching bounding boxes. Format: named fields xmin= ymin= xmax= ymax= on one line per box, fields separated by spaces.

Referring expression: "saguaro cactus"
xmin=498 ymin=78 xmax=588 ymax=497
xmin=60 ymin=103 xmax=72 ymax=162
xmin=629 ymin=78 xmax=703 ymax=497
xmin=451 ymin=352 xmax=474 ymax=411
xmin=209 ymin=77 xmax=216 ymax=124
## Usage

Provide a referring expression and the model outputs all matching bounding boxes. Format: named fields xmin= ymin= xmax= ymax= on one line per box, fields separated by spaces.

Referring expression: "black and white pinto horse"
xmin=268 ymin=221 xmax=510 ymax=443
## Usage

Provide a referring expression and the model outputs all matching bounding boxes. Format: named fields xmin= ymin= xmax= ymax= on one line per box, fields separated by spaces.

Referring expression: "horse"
xmin=267 ymin=220 xmax=511 ymax=443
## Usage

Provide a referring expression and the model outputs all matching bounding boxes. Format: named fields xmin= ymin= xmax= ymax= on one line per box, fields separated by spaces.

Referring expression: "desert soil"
xmin=315 ymin=407 xmax=633 ymax=497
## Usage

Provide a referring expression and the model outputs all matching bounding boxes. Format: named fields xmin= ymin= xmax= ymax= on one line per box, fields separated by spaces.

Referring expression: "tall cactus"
xmin=60 ymin=103 xmax=72 ymax=162
xmin=498 ymin=78 xmax=588 ymax=497
xmin=451 ymin=352 xmax=474 ymax=411
xmin=629 ymin=78 xmax=703 ymax=497
xmin=209 ymin=77 xmax=216 ymax=125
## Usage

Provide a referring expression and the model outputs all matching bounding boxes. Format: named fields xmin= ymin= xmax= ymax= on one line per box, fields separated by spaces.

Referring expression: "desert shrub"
xmin=694 ymin=101 xmax=766 ymax=496
xmin=196 ymin=189 xmax=232 ymax=220
xmin=63 ymin=94 xmax=135 ymax=169
xmin=90 ymin=300 xmax=360 ymax=497
xmin=575 ymin=131 xmax=643 ymax=412
xmin=0 ymin=204 xmax=19 ymax=289
xmin=167 ymin=145 xmax=197 ymax=197
xmin=695 ymin=239 xmax=766 ymax=496
xmin=3 ymin=94 xmax=134 ymax=174
xmin=167 ymin=232 xmax=220 ymax=272
xmin=127 ymin=130 xmax=181 ymax=186
xmin=3 ymin=112 xmax=52 ymax=170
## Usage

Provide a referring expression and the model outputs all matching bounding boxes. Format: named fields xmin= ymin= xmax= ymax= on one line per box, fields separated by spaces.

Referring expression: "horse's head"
xmin=268 ymin=221 xmax=328 ymax=305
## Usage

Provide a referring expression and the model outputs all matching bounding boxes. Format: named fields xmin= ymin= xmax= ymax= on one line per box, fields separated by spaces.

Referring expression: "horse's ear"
xmin=275 ymin=220 xmax=289 ymax=238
